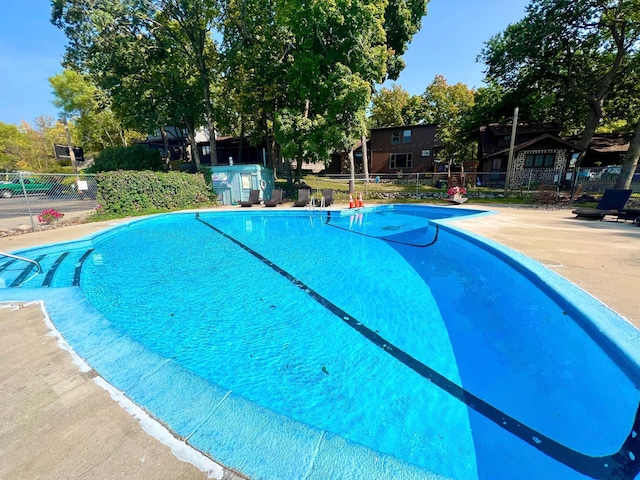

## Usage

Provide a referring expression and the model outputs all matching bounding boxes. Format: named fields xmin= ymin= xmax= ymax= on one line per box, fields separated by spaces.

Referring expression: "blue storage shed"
xmin=210 ymin=164 xmax=275 ymax=205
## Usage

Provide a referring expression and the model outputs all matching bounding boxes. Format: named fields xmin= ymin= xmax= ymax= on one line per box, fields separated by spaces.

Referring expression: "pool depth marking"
xmin=195 ymin=214 xmax=640 ymax=479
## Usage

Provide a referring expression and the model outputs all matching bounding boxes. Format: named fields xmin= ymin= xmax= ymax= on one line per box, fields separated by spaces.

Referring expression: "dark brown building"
xmin=369 ymin=124 xmax=439 ymax=174
xmin=478 ymin=123 xmax=582 ymax=187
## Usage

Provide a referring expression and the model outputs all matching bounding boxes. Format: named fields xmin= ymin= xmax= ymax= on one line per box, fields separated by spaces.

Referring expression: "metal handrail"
xmin=0 ymin=251 xmax=42 ymax=273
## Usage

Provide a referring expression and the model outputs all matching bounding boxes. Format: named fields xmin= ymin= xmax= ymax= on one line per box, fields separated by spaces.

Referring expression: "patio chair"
xmin=239 ymin=189 xmax=260 ymax=207
xmin=558 ymin=184 xmax=583 ymax=207
xmin=572 ymin=189 xmax=632 ymax=220
xmin=531 ymin=186 xmax=557 ymax=208
xmin=293 ymin=188 xmax=310 ymax=207
xmin=264 ymin=188 xmax=283 ymax=207
xmin=321 ymin=189 xmax=334 ymax=207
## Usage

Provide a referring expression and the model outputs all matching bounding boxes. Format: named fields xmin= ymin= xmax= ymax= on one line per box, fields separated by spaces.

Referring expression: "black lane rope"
xmin=194 ymin=214 xmax=640 ymax=479
xmin=324 ymin=210 xmax=439 ymax=247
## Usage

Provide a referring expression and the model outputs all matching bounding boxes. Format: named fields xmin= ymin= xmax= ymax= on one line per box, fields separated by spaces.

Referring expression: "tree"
xmin=49 ymin=69 xmax=133 ymax=152
xmin=221 ymin=0 xmax=291 ymax=168
xmin=0 ymin=119 xmax=72 ymax=173
xmin=51 ymin=0 xmax=222 ymax=164
xmin=271 ymin=0 xmax=391 ymax=183
xmin=271 ymin=0 xmax=429 ymax=185
xmin=383 ymin=0 xmax=429 ymax=80
xmin=480 ymin=0 xmax=640 ymax=166
xmin=20 ymin=118 xmax=69 ymax=172
xmin=157 ymin=0 xmax=222 ymax=165
xmin=610 ymin=53 xmax=640 ymax=188
xmin=420 ymin=75 xmax=476 ymax=163
xmin=0 ymin=123 xmax=28 ymax=173
xmin=369 ymin=84 xmax=423 ymax=127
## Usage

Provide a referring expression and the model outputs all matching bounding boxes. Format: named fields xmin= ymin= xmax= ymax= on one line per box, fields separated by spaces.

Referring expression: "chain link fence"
xmin=300 ymin=167 xmax=639 ymax=203
xmin=0 ymin=172 xmax=98 ymax=232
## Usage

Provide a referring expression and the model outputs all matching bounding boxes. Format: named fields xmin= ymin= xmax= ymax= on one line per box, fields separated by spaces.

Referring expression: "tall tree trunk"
xmin=264 ymin=115 xmax=275 ymax=170
xmin=615 ymin=120 xmax=640 ymax=190
xmin=295 ymin=146 xmax=303 ymax=183
xmin=361 ymin=133 xmax=369 ymax=182
xmin=104 ymin=129 xmax=114 ymax=147
xmin=574 ymin=99 xmax=604 ymax=167
xmin=238 ymin=121 xmax=244 ymax=164
xmin=570 ymin=34 xmax=625 ymax=168
xmin=194 ymin=53 xmax=218 ymax=165
xmin=348 ymin=149 xmax=356 ymax=193
xmin=293 ymin=99 xmax=310 ymax=184
xmin=285 ymin=157 xmax=293 ymax=186
xmin=183 ymin=117 xmax=201 ymax=170
xmin=160 ymin=127 xmax=170 ymax=167
xmin=203 ymin=87 xmax=218 ymax=166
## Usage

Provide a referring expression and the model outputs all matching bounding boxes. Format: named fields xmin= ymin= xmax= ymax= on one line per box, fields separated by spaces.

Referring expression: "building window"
xmin=389 ymin=153 xmax=413 ymax=170
xmin=421 ymin=149 xmax=431 ymax=157
xmin=403 ymin=129 xmax=412 ymax=143
xmin=392 ymin=131 xmax=400 ymax=144
xmin=524 ymin=153 xmax=555 ymax=168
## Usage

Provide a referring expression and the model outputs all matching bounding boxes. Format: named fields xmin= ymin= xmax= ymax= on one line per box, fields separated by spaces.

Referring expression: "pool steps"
xmin=0 ymin=248 xmax=94 ymax=288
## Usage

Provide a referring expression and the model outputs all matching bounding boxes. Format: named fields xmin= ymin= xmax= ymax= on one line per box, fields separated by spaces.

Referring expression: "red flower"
xmin=38 ymin=208 xmax=64 ymax=224
xmin=447 ymin=186 xmax=466 ymax=196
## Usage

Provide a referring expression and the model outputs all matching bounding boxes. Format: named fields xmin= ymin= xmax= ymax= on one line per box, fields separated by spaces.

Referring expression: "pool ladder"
xmin=0 ymin=251 xmax=42 ymax=273
xmin=307 ymin=195 xmax=326 ymax=212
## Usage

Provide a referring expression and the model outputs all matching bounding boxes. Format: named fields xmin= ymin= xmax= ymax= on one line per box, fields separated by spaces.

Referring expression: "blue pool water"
xmin=1 ymin=205 xmax=640 ymax=480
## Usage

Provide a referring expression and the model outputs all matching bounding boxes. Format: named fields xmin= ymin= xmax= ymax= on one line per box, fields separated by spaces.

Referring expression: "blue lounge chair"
xmin=572 ymin=189 xmax=632 ymax=220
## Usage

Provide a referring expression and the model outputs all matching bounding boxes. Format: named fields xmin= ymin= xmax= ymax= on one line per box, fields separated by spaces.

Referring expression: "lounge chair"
xmin=239 ymin=189 xmax=260 ymax=207
xmin=293 ymin=188 xmax=310 ymax=207
xmin=264 ymin=188 xmax=283 ymax=207
xmin=611 ymin=208 xmax=640 ymax=223
xmin=572 ymin=189 xmax=632 ymax=220
xmin=321 ymin=189 xmax=334 ymax=207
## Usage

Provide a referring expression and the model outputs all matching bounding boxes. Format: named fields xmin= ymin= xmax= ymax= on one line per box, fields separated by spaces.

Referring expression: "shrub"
xmin=96 ymin=170 xmax=215 ymax=216
xmin=87 ymin=144 xmax=163 ymax=173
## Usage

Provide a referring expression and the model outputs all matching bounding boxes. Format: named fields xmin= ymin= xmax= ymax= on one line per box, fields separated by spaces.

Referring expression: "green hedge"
xmin=88 ymin=144 xmax=164 ymax=172
xmin=96 ymin=170 xmax=215 ymax=215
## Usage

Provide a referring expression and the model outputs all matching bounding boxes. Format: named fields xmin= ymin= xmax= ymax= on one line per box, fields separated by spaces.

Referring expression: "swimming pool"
xmin=1 ymin=205 xmax=640 ymax=480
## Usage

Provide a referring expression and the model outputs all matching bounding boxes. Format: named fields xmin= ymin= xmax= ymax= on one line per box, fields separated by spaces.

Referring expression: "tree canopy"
xmin=421 ymin=75 xmax=476 ymax=162
xmin=49 ymin=69 xmax=135 ymax=152
xmin=49 ymin=0 xmax=428 ymax=179
xmin=369 ymin=84 xmax=423 ymax=127
xmin=480 ymin=0 xmax=640 ymax=166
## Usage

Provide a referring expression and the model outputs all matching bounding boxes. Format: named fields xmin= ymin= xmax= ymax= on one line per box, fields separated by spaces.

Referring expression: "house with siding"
xmin=368 ymin=124 xmax=440 ymax=174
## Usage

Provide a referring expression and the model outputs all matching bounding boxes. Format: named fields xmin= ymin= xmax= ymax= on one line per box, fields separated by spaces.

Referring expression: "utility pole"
xmin=504 ymin=107 xmax=519 ymax=194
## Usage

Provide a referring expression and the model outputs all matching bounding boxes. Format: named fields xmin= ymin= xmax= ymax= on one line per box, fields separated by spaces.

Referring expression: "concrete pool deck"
xmin=1 ymin=204 xmax=639 ymax=479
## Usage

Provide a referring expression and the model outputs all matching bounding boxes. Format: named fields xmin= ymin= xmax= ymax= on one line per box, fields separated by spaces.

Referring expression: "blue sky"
xmin=0 ymin=0 xmax=530 ymax=126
